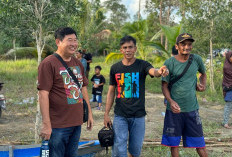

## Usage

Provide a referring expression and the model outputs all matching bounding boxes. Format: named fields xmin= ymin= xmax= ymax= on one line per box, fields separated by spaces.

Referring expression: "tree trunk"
xmin=159 ymin=0 xmax=163 ymax=45
xmin=209 ymin=19 xmax=215 ymax=91
xmin=36 ymin=24 xmax=44 ymax=65
xmin=13 ymin=38 xmax=16 ymax=61
xmin=34 ymin=29 xmax=42 ymax=144
xmin=165 ymin=5 xmax=171 ymax=50
xmin=35 ymin=23 xmax=46 ymax=144
xmin=181 ymin=0 xmax=186 ymax=21
xmin=35 ymin=94 xmax=41 ymax=144
xmin=138 ymin=0 xmax=141 ymax=20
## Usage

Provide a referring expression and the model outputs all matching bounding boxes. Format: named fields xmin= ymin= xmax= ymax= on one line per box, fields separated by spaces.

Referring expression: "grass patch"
xmin=202 ymin=119 xmax=221 ymax=137
xmin=145 ymin=77 xmax=162 ymax=93
xmin=0 ymin=59 xmax=37 ymax=102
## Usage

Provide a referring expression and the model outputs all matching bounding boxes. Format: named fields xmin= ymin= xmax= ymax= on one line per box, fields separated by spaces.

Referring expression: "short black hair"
xmin=95 ymin=65 xmax=102 ymax=71
xmin=55 ymin=27 xmax=77 ymax=41
xmin=120 ymin=36 xmax=136 ymax=46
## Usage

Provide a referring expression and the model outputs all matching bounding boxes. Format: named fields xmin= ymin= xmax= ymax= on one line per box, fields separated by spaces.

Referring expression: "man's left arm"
xmin=197 ymin=73 xmax=207 ymax=92
xmin=196 ymin=55 xmax=207 ymax=92
xmin=81 ymin=86 xmax=94 ymax=130
xmin=148 ymin=66 xmax=169 ymax=77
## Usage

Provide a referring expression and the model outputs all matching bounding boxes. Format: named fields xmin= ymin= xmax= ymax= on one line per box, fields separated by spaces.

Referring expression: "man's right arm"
xmin=162 ymin=81 xmax=181 ymax=113
xmin=39 ymin=90 xmax=52 ymax=140
xmin=104 ymin=85 xmax=116 ymax=127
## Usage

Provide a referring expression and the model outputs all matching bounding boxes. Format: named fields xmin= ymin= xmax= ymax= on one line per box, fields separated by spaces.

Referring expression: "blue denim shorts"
xmin=92 ymin=94 xmax=102 ymax=103
xmin=112 ymin=114 xmax=145 ymax=157
xmin=161 ymin=110 xmax=205 ymax=148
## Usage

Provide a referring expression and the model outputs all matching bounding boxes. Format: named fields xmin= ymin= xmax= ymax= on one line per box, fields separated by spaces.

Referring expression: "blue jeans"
xmin=92 ymin=94 xmax=102 ymax=103
xmin=112 ymin=114 xmax=145 ymax=157
xmin=49 ymin=126 xmax=81 ymax=157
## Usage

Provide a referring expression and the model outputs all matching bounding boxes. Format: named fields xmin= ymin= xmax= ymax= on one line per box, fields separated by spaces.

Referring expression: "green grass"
xmin=202 ymin=119 xmax=222 ymax=137
xmin=0 ymin=59 xmax=37 ymax=102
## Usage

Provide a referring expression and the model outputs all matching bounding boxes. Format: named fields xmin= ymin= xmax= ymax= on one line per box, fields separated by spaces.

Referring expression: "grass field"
xmin=0 ymin=57 xmax=231 ymax=156
xmin=0 ymin=56 xmax=224 ymax=104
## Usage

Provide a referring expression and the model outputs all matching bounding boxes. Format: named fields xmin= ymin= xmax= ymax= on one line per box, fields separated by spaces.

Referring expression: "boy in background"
xmin=90 ymin=66 xmax=105 ymax=110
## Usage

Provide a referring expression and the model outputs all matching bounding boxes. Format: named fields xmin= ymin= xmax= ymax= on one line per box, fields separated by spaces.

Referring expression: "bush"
xmin=3 ymin=45 xmax=54 ymax=60
xmin=4 ymin=47 xmax=37 ymax=59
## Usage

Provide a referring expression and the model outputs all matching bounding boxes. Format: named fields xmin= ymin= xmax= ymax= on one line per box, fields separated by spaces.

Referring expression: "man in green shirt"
xmin=161 ymin=33 xmax=208 ymax=157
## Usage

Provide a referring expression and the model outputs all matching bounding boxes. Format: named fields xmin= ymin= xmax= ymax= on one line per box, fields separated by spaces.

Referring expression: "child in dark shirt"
xmin=90 ymin=66 xmax=105 ymax=110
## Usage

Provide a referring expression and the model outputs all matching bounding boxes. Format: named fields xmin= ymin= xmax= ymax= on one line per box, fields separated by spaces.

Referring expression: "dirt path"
xmin=1 ymin=92 xmax=232 ymax=154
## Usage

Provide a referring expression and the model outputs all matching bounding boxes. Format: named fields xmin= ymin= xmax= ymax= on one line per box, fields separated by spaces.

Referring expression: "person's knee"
xmin=112 ymin=143 xmax=127 ymax=157
xmin=128 ymin=139 xmax=143 ymax=157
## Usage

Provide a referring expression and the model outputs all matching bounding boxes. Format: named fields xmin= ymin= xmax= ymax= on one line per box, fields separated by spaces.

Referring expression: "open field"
xmin=0 ymin=57 xmax=231 ymax=156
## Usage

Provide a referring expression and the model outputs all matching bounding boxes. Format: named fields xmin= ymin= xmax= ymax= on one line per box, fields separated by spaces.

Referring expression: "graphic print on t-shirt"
xmin=115 ymin=72 xmax=139 ymax=98
xmin=93 ymin=78 xmax=100 ymax=85
xmin=93 ymin=78 xmax=101 ymax=94
xmin=60 ymin=66 xmax=83 ymax=104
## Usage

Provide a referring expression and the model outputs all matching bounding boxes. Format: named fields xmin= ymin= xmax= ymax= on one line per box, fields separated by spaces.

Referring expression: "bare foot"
xmin=224 ymin=124 xmax=232 ymax=129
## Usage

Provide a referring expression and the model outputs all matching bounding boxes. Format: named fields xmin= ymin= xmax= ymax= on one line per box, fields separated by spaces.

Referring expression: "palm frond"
xmin=160 ymin=24 xmax=183 ymax=46
xmin=144 ymin=41 xmax=170 ymax=59
xmin=150 ymin=29 xmax=162 ymax=41
xmin=105 ymin=52 xmax=123 ymax=63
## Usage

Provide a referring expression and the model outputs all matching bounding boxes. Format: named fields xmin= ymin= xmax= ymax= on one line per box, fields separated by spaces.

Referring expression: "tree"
xmin=105 ymin=22 xmax=182 ymax=63
xmin=1 ymin=0 xmax=79 ymax=143
xmin=183 ymin=0 xmax=231 ymax=91
xmin=0 ymin=0 xmax=31 ymax=59
xmin=145 ymin=0 xmax=179 ymax=49
xmin=148 ymin=24 xmax=182 ymax=60
xmin=72 ymin=0 xmax=106 ymax=53
xmin=104 ymin=0 xmax=129 ymax=32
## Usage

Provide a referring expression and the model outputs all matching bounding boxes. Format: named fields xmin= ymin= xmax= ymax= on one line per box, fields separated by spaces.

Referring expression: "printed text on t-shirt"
xmin=115 ymin=72 xmax=139 ymax=98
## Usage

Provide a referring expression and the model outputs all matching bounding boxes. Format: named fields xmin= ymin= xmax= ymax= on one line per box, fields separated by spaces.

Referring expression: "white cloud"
xmin=100 ymin=0 xmax=107 ymax=3
xmin=127 ymin=0 xmax=146 ymax=15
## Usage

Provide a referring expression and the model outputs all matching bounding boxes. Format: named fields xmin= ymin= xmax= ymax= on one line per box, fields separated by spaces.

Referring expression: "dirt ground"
xmin=0 ymin=92 xmax=232 ymax=155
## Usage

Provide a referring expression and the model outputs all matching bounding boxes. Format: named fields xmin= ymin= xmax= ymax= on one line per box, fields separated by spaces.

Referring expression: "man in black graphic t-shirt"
xmin=103 ymin=36 xmax=169 ymax=157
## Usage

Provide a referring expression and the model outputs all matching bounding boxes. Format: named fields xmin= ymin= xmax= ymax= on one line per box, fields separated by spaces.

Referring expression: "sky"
xmin=100 ymin=0 xmax=181 ymax=23
xmin=100 ymin=0 xmax=148 ymax=21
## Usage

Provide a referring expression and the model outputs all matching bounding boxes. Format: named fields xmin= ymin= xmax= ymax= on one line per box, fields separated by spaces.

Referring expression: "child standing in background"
xmin=90 ymin=66 xmax=105 ymax=110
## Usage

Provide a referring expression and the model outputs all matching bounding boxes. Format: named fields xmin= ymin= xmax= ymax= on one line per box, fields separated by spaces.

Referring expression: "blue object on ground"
xmin=0 ymin=140 xmax=101 ymax=157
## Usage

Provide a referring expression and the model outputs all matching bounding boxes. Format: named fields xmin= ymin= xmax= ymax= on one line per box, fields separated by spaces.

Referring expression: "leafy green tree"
xmin=104 ymin=0 xmax=129 ymax=32
xmin=105 ymin=21 xmax=182 ymax=63
xmin=70 ymin=0 xmax=106 ymax=54
xmin=0 ymin=0 xmax=82 ymax=143
xmin=183 ymin=0 xmax=231 ymax=91
xmin=0 ymin=0 xmax=31 ymax=58
xmin=145 ymin=0 xmax=179 ymax=50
